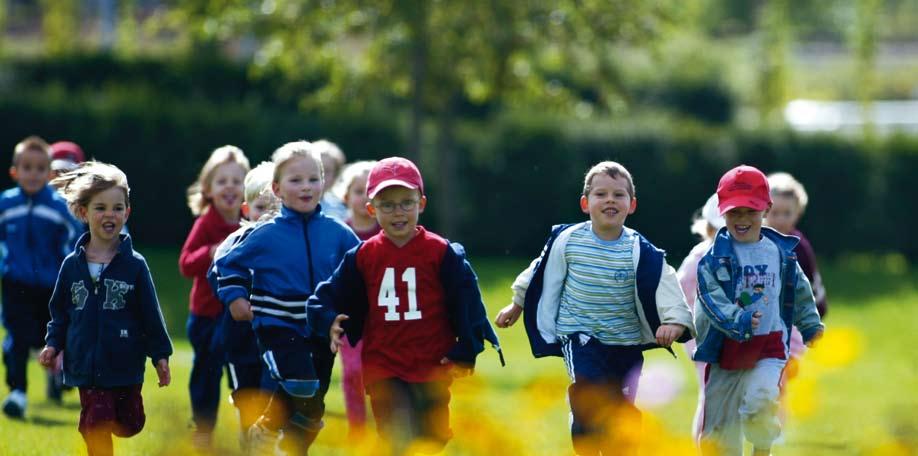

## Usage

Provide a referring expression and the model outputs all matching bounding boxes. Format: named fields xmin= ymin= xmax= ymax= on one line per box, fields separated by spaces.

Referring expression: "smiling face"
xmin=80 ymin=187 xmax=130 ymax=244
xmin=206 ymin=162 xmax=246 ymax=220
xmin=368 ymin=186 xmax=426 ymax=247
xmin=765 ymin=194 xmax=800 ymax=235
xmin=724 ymin=205 xmax=770 ymax=243
xmin=273 ymin=155 xmax=323 ymax=214
xmin=10 ymin=149 xmax=51 ymax=195
xmin=580 ymin=173 xmax=636 ymax=240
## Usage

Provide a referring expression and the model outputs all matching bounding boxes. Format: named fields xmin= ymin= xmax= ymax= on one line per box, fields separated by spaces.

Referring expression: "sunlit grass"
xmin=0 ymin=252 xmax=915 ymax=455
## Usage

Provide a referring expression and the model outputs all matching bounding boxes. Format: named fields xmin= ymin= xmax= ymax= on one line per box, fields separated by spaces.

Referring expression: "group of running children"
xmin=1 ymin=134 xmax=826 ymax=456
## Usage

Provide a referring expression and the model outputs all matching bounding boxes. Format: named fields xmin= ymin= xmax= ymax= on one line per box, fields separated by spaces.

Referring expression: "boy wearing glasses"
xmin=307 ymin=157 xmax=502 ymax=453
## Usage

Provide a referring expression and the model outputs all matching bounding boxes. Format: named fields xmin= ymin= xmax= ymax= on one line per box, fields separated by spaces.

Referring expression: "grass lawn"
xmin=0 ymin=248 xmax=915 ymax=455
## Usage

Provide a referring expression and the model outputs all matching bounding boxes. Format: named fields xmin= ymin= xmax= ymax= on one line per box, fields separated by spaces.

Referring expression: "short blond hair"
xmin=313 ymin=139 xmax=345 ymax=176
xmin=332 ymin=160 xmax=377 ymax=200
xmin=51 ymin=161 xmax=130 ymax=220
xmin=271 ymin=141 xmax=324 ymax=184
xmin=13 ymin=135 xmax=52 ymax=166
xmin=186 ymin=145 xmax=251 ymax=216
xmin=244 ymin=162 xmax=277 ymax=204
xmin=767 ymin=172 xmax=809 ymax=213
xmin=582 ymin=161 xmax=635 ymax=198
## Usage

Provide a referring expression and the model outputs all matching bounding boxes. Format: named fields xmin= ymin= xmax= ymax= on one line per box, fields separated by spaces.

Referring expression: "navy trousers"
xmin=187 ymin=314 xmax=224 ymax=432
xmin=2 ymin=280 xmax=53 ymax=393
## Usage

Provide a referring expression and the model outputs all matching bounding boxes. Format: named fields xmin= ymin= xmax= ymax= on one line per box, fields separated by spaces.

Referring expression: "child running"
xmin=1 ymin=136 xmax=82 ymax=418
xmin=39 ymin=161 xmax=172 ymax=456
xmin=215 ymin=141 xmax=360 ymax=454
xmin=308 ymin=156 xmax=503 ymax=454
xmin=693 ymin=165 xmax=824 ymax=455
xmin=179 ymin=145 xmax=250 ymax=446
xmin=495 ymin=160 xmax=694 ymax=455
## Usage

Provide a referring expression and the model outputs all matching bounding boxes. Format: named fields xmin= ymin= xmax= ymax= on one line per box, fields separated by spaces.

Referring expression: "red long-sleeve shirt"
xmin=179 ymin=206 xmax=240 ymax=317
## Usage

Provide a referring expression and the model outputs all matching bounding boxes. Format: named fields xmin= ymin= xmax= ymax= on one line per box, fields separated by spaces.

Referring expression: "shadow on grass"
xmin=28 ymin=414 xmax=76 ymax=427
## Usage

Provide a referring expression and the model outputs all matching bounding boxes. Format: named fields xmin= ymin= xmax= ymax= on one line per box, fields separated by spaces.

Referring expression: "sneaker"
xmin=2 ymin=390 xmax=27 ymax=419
xmin=191 ymin=428 xmax=213 ymax=451
xmin=247 ymin=421 xmax=282 ymax=456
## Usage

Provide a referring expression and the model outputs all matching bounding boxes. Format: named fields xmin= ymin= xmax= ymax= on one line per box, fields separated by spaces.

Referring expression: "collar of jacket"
xmin=710 ymin=226 xmax=800 ymax=258
xmin=279 ymin=203 xmax=323 ymax=222
xmin=75 ymin=232 xmax=134 ymax=258
xmin=19 ymin=184 xmax=54 ymax=202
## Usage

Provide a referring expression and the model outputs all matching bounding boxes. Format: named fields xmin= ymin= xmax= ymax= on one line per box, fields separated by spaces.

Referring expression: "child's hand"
xmin=38 ymin=346 xmax=58 ymax=368
xmin=805 ymin=329 xmax=824 ymax=348
xmin=155 ymin=359 xmax=171 ymax=387
xmin=229 ymin=298 xmax=254 ymax=321
xmin=330 ymin=314 xmax=349 ymax=354
xmin=655 ymin=324 xmax=685 ymax=347
xmin=440 ymin=357 xmax=474 ymax=378
xmin=495 ymin=303 xmax=523 ymax=328
xmin=751 ymin=311 xmax=762 ymax=330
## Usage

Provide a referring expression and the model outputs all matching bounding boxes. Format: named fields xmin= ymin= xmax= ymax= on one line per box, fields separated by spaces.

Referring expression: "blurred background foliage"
xmin=0 ymin=0 xmax=916 ymax=261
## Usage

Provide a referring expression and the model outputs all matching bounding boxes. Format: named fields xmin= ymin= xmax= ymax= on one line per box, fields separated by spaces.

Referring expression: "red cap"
xmin=366 ymin=157 xmax=424 ymax=199
xmin=716 ymin=165 xmax=771 ymax=215
xmin=50 ymin=141 xmax=85 ymax=172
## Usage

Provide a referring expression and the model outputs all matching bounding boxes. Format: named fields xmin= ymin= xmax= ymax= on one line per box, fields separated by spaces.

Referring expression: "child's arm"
xmin=213 ymin=234 xmax=256 ymax=313
xmin=654 ymin=261 xmax=696 ymax=345
xmin=696 ymin=259 xmax=758 ymax=341
xmin=178 ymin=217 xmax=217 ymax=278
xmin=136 ymin=259 xmax=174 ymax=369
xmin=41 ymin=268 xmax=72 ymax=367
xmin=306 ymin=247 xmax=366 ymax=345
xmin=495 ymin=257 xmax=539 ymax=328
xmin=792 ymin=262 xmax=824 ymax=345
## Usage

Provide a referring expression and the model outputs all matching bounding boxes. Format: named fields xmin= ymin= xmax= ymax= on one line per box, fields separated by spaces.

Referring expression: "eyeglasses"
xmin=374 ymin=199 xmax=418 ymax=214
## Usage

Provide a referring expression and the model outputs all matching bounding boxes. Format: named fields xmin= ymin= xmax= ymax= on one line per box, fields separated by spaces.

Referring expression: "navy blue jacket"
xmin=0 ymin=185 xmax=82 ymax=288
xmin=207 ymin=223 xmax=260 ymax=366
xmin=45 ymin=234 xmax=173 ymax=388
xmin=307 ymin=242 xmax=504 ymax=367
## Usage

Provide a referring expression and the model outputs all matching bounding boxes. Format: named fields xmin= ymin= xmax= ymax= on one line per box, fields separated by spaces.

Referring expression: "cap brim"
xmin=718 ymin=196 xmax=769 ymax=215
xmin=368 ymin=179 xmax=419 ymax=199
xmin=51 ymin=159 xmax=77 ymax=172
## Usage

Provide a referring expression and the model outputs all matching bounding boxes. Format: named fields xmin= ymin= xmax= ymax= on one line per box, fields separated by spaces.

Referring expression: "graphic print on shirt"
xmin=736 ymin=264 xmax=776 ymax=308
xmin=71 ymin=281 xmax=89 ymax=310
xmin=103 ymin=279 xmax=134 ymax=310
xmin=378 ymin=267 xmax=422 ymax=321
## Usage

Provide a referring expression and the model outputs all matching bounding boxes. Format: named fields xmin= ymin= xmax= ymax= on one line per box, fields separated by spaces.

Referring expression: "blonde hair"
xmin=186 ymin=145 xmax=250 ymax=216
xmin=271 ymin=141 xmax=324 ymax=184
xmin=690 ymin=193 xmax=724 ymax=240
xmin=13 ymin=135 xmax=52 ymax=166
xmin=582 ymin=161 xmax=635 ymax=198
xmin=767 ymin=172 xmax=809 ymax=213
xmin=332 ymin=160 xmax=377 ymax=200
xmin=51 ymin=161 xmax=130 ymax=220
xmin=313 ymin=139 xmax=345 ymax=178
xmin=244 ymin=162 xmax=277 ymax=204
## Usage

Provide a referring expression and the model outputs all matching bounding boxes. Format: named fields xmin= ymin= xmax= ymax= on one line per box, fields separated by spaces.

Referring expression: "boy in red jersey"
xmin=307 ymin=157 xmax=502 ymax=453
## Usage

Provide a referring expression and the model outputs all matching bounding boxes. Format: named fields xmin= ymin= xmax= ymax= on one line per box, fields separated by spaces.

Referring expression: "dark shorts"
xmin=78 ymin=384 xmax=146 ymax=437
xmin=366 ymin=378 xmax=453 ymax=451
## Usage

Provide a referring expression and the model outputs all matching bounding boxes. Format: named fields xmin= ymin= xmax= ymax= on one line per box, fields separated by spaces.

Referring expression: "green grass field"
xmin=0 ymin=248 xmax=915 ymax=455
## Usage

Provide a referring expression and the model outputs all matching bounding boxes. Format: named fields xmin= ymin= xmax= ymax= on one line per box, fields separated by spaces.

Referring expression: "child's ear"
xmin=241 ymin=202 xmax=250 ymax=218
xmin=77 ymin=205 xmax=88 ymax=222
xmin=9 ymin=166 xmax=17 ymax=181
xmin=366 ymin=201 xmax=376 ymax=217
xmin=271 ymin=182 xmax=280 ymax=197
xmin=418 ymin=195 xmax=427 ymax=213
xmin=628 ymin=197 xmax=637 ymax=214
xmin=763 ymin=202 xmax=773 ymax=217
xmin=124 ymin=206 xmax=132 ymax=223
xmin=579 ymin=195 xmax=589 ymax=214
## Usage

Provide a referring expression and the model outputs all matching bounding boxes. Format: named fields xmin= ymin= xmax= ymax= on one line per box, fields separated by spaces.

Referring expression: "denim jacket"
xmin=693 ymin=226 xmax=824 ymax=364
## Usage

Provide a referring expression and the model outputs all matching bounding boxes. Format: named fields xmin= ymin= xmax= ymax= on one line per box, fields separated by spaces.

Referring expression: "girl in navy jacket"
xmin=39 ymin=162 xmax=172 ymax=456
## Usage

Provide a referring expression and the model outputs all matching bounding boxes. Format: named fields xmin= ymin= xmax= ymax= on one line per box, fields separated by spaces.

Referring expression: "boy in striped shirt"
xmin=496 ymin=161 xmax=694 ymax=455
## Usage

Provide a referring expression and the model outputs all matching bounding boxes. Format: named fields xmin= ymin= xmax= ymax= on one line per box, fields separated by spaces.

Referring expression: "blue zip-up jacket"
xmin=0 ymin=185 xmax=82 ymax=288
xmin=692 ymin=227 xmax=824 ymax=364
xmin=306 ymin=242 xmax=504 ymax=367
xmin=45 ymin=233 xmax=173 ymax=388
xmin=214 ymin=205 xmax=360 ymax=338
xmin=520 ymin=223 xmax=694 ymax=358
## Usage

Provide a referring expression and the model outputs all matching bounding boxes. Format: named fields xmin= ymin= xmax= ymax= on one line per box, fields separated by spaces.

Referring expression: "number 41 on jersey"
xmin=378 ymin=267 xmax=422 ymax=321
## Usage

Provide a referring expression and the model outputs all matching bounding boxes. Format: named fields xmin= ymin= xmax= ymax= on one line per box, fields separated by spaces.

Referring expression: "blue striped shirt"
xmin=556 ymin=223 xmax=643 ymax=345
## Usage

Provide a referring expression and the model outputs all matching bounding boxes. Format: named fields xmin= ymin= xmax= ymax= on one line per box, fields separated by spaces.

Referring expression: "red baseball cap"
xmin=716 ymin=165 xmax=771 ymax=215
xmin=50 ymin=141 xmax=85 ymax=172
xmin=366 ymin=157 xmax=424 ymax=199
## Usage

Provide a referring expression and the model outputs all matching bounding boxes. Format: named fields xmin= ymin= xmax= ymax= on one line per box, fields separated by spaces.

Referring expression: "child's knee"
xmin=740 ymin=383 xmax=779 ymax=419
xmin=112 ymin=415 xmax=145 ymax=437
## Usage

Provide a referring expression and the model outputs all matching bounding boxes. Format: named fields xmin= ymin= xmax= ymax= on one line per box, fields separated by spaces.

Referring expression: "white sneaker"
xmin=247 ymin=421 xmax=282 ymax=456
xmin=2 ymin=390 xmax=27 ymax=419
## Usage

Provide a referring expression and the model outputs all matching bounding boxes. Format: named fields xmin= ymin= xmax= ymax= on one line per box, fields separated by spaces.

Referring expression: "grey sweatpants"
xmin=697 ymin=358 xmax=786 ymax=455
